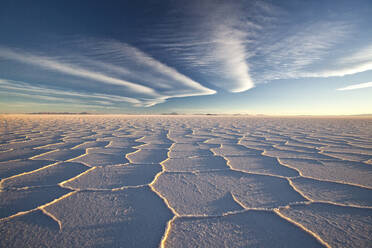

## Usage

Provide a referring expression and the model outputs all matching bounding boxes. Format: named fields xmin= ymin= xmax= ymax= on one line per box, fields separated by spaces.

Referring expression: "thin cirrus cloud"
xmin=304 ymin=61 xmax=372 ymax=78
xmin=143 ymin=0 xmax=370 ymax=92
xmin=250 ymin=20 xmax=353 ymax=81
xmin=341 ymin=44 xmax=372 ymax=64
xmin=204 ymin=25 xmax=255 ymax=92
xmin=0 ymin=78 xmax=141 ymax=106
xmin=0 ymin=43 xmax=216 ymax=107
xmin=82 ymin=39 xmax=216 ymax=96
xmin=0 ymin=47 xmax=156 ymax=96
xmin=312 ymin=44 xmax=372 ymax=78
xmin=297 ymin=41 xmax=372 ymax=79
xmin=142 ymin=0 xmax=263 ymax=93
xmin=1 ymin=0 xmax=372 ymax=111
xmin=154 ymin=1 xmax=369 ymax=86
xmin=337 ymin=82 xmax=372 ymax=91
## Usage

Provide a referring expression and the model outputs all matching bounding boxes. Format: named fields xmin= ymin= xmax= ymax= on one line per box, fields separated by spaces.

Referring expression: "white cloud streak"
xmin=0 ymin=78 xmax=141 ymax=105
xmin=144 ymin=0 xmax=259 ymax=93
xmin=0 ymin=42 xmax=216 ymax=107
xmin=306 ymin=44 xmax=372 ymax=78
xmin=90 ymin=40 xmax=216 ymax=96
xmin=340 ymin=44 xmax=372 ymax=64
xmin=210 ymin=25 xmax=254 ymax=92
xmin=1 ymin=1 xmax=371 ymax=110
xmin=337 ymin=82 xmax=372 ymax=91
xmin=303 ymin=61 xmax=372 ymax=78
xmin=252 ymin=21 xmax=352 ymax=81
xmin=0 ymin=47 xmax=156 ymax=96
xmin=250 ymin=17 xmax=372 ymax=82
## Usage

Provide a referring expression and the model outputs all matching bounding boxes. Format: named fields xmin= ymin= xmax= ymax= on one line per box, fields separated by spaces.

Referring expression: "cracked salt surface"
xmin=0 ymin=115 xmax=371 ymax=247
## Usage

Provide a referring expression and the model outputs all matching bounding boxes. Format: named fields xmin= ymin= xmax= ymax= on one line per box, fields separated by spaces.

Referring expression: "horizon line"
xmin=1 ymin=112 xmax=372 ymax=118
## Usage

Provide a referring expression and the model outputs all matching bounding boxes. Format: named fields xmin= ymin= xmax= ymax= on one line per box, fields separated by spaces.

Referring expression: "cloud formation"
xmin=337 ymin=82 xmax=372 ymax=91
xmin=1 ymin=0 xmax=372 ymax=111
xmin=0 ymin=78 xmax=140 ymax=106
xmin=142 ymin=0 xmax=262 ymax=92
xmin=250 ymin=20 xmax=353 ymax=81
xmin=204 ymin=25 xmax=254 ymax=92
xmin=143 ymin=0 xmax=372 ymax=91
xmin=307 ymin=44 xmax=372 ymax=78
xmin=83 ymin=39 xmax=216 ymax=97
xmin=0 ymin=47 xmax=156 ymax=96
xmin=0 ymin=42 xmax=216 ymax=107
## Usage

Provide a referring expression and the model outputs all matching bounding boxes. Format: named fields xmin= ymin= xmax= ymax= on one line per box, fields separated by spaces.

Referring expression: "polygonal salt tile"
xmin=2 ymin=162 xmax=89 ymax=188
xmin=0 ymin=186 xmax=72 ymax=218
xmin=279 ymin=203 xmax=372 ymax=248
xmin=163 ymin=156 xmax=229 ymax=172
xmin=152 ymin=170 xmax=306 ymax=215
xmin=64 ymin=163 xmax=161 ymax=189
xmin=166 ymin=211 xmax=324 ymax=248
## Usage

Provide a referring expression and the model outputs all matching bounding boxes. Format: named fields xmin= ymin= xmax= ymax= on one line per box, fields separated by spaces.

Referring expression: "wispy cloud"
xmin=81 ymin=39 xmax=216 ymax=96
xmin=0 ymin=78 xmax=141 ymax=105
xmin=0 ymin=47 xmax=156 ymax=96
xmin=337 ymin=82 xmax=372 ymax=91
xmin=143 ymin=0 xmax=369 ymax=92
xmin=306 ymin=44 xmax=372 ymax=78
xmin=340 ymin=44 xmax=372 ymax=64
xmin=1 ymin=0 xmax=371 ymax=112
xmin=303 ymin=61 xmax=372 ymax=78
xmin=251 ymin=20 xmax=352 ymax=81
xmin=250 ymin=15 xmax=372 ymax=81
xmin=206 ymin=25 xmax=254 ymax=92
xmin=0 ymin=40 xmax=216 ymax=107
xmin=142 ymin=0 xmax=261 ymax=92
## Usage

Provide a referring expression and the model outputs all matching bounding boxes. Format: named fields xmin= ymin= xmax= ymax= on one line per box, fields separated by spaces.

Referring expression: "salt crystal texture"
xmin=0 ymin=115 xmax=371 ymax=247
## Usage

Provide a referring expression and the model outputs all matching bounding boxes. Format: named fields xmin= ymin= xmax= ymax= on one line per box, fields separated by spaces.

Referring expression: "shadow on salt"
xmin=126 ymin=149 xmax=169 ymax=164
xmin=279 ymin=202 xmax=372 ymax=248
xmin=227 ymin=155 xmax=299 ymax=177
xmin=211 ymin=144 xmax=261 ymax=156
xmin=163 ymin=156 xmax=229 ymax=172
xmin=0 ymin=187 xmax=173 ymax=248
xmin=71 ymin=147 xmax=135 ymax=166
xmin=153 ymin=170 xmax=306 ymax=215
xmin=64 ymin=163 xmax=162 ymax=189
xmin=291 ymin=177 xmax=372 ymax=206
xmin=1 ymin=162 xmax=89 ymax=189
xmin=0 ymin=160 xmax=51 ymax=179
xmin=0 ymin=186 xmax=71 ymax=218
xmin=0 ymin=148 xmax=52 ymax=162
xmin=166 ymin=211 xmax=323 ymax=248
xmin=169 ymin=143 xmax=214 ymax=158
xmin=33 ymin=149 xmax=86 ymax=161
xmin=280 ymin=158 xmax=372 ymax=188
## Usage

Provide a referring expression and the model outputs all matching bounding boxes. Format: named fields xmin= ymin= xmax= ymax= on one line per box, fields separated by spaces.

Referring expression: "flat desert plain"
xmin=0 ymin=115 xmax=371 ymax=247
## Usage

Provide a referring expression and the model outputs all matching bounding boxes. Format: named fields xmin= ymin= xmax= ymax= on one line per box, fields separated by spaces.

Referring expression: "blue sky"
xmin=0 ymin=0 xmax=371 ymax=115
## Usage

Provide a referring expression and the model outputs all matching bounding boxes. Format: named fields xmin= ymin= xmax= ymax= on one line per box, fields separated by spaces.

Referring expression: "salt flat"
xmin=0 ymin=115 xmax=371 ymax=247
